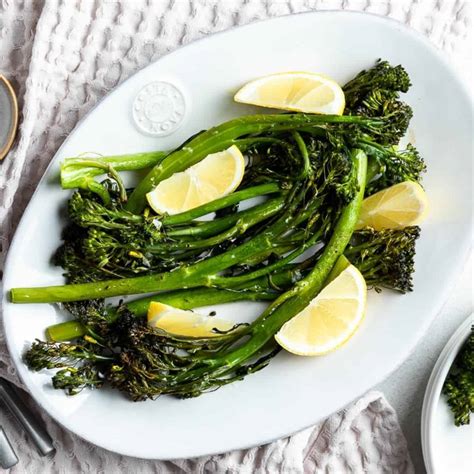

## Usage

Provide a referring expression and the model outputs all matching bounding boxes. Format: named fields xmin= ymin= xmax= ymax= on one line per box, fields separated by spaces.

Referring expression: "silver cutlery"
xmin=0 ymin=426 xmax=18 ymax=469
xmin=0 ymin=378 xmax=55 ymax=457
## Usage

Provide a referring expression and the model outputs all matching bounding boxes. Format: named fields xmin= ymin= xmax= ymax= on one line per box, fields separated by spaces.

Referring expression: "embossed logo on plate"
xmin=133 ymin=81 xmax=186 ymax=136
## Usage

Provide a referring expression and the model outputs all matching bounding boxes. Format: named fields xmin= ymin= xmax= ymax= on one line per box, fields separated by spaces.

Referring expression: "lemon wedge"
xmin=234 ymin=72 xmax=345 ymax=115
xmin=356 ymin=181 xmax=429 ymax=230
xmin=275 ymin=265 xmax=367 ymax=356
xmin=147 ymin=302 xmax=234 ymax=337
xmin=146 ymin=145 xmax=245 ymax=215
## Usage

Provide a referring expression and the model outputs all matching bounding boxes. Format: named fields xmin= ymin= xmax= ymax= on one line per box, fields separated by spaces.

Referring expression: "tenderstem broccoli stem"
xmin=253 ymin=150 xmax=367 ymax=335
xmin=10 ymin=182 xmax=309 ymax=303
xmin=165 ymin=196 xmax=285 ymax=238
xmin=46 ymin=287 xmax=276 ymax=342
xmin=125 ymin=113 xmax=377 ymax=213
xmin=59 ymin=136 xmax=279 ymax=193
xmin=46 ymin=321 xmax=87 ymax=342
xmin=48 ymin=258 xmax=313 ymax=340
xmin=149 ymin=197 xmax=285 ymax=253
xmin=162 ymin=182 xmax=280 ymax=225
xmin=211 ymin=227 xmax=323 ymax=289
xmin=126 ymin=287 xmax=275 ymax=315
xmin=42 ymin=149 xmax=367 ymax=391
xmin=119 ymin=258 xmax=312 ymax=320
xmin=45 ymin=255 xmax=316 ymax=342
xmin=366 ymin=155 xmax=380 ymax=183
xmin=71 ymin=160 xmax=128 ymax=203
xmin=44 ymin=257 xmax=311 ymax=342
xmin=61 ymin=151 xmax=168 ymax=189
xmin=216 ymin=194 xmax=324 ymax=273
xmin=180 ymin=149 xmax=367 ymax=380
xmin=292 ymin=131 xmax=310 ymax=178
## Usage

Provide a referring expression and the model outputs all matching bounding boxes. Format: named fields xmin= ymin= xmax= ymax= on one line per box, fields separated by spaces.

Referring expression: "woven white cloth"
xmin=1 ymin=389 xmax=413 ymax=473
xmin=0 ymin=0 xmax=471 ymax=472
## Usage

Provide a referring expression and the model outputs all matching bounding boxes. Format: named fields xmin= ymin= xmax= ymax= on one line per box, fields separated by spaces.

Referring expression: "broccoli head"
xmin=344 ymin=60 xmax=413 ymax=144
xmin=345 ymin=226 xmax=420 ymax=293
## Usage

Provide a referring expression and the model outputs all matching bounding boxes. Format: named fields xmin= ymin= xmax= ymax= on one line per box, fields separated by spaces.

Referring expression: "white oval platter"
xmin=2 ymin=11 xmax=473 ymax=459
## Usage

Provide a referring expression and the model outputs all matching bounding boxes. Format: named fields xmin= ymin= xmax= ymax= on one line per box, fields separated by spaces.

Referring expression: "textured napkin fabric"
xmin=0 ymin=0 xmax=471 ymax=472
xmin=0 ymin=388 xmax=413 ymax=473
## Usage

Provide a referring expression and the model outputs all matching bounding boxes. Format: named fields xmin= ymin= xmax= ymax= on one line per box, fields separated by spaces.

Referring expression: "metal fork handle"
xmin=0 ymin=426 xmax=18 ymax=469
xmin=0 ymin=379 xmax=55 ymax=456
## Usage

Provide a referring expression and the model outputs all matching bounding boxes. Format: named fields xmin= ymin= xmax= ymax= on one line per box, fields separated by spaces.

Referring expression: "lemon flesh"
xmin=234 ymin=72 xmax=345 ymax=115
xmin=147 ymin=302 xmax=234 ymax=338
xmin=275 ymin=265 xmax=367 ymax=356
xmin=356 ymin=181 xmax=429 ymax=230
xmin=146 ymin=145 xmax=245 ymax=215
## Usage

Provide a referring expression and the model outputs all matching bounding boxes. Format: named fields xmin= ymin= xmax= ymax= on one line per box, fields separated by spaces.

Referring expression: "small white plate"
xmin=421 ymin=314 xmax=473 ymax=474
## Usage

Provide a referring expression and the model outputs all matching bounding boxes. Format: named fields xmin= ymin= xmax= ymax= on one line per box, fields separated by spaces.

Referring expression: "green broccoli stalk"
xmin=45 ymin=286 xmax=277 ymax=342
xmin=59 ymin=136 xmax=282 ymax=203
xmin=14 ymin=60 xmax=427 ymax=401
xmin=12 ymin=132 xmax=357 ymax=303
xmin=61 ymin=60 xmax=415 ymax=207
xmin=124 ymin=113 xmax=389 ymax=214
xmin=25 ymin=150 xmax=367 ymax=399
xmin=45 ymin=224 xmax=420 ymax=343
xmin=360 ymin=142 xmax=425 ymax=196
xmin=60 ymin=151 xmax=168 ymax=203
xmin=10 ymin=186 xmax=322 ymax=302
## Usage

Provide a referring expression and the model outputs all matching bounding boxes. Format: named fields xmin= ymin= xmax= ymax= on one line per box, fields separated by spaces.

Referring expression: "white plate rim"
xmin=2 ymin=10 xmax=473 ymax=459
xmin=421 ymin=314 xmax=473 ymax=474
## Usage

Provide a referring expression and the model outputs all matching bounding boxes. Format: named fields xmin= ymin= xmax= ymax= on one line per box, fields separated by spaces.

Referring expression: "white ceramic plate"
xmin=421 ymin=315 xmax=473 ymax=474
xmin=2 ymin=12 xmax=473 ymax=459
